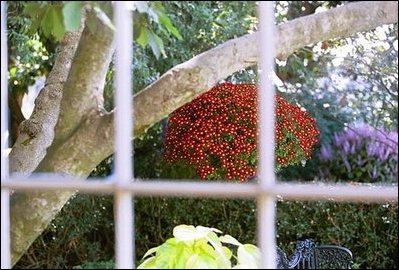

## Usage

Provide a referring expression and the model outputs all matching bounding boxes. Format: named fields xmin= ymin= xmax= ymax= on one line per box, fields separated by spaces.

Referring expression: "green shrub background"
xmin=15 ymin=193 xmax=397 ymax=269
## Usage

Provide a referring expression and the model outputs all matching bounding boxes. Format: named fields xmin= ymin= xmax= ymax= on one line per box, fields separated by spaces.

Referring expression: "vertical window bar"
xmin=114 ymin=2 xmax=134 ymax=269
xmin=1 ymin=1 xmax=11 ymax=269
xmin=257 ymin=1 xmax=277 ymax=269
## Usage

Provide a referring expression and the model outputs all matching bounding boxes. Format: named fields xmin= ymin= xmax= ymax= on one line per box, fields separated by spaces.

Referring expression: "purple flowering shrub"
xmin=318 ymin=123 xmax=398 ymax=183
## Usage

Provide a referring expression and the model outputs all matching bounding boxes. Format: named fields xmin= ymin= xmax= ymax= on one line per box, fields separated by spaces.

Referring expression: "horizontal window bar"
xmin=274 ymin=182 xmax=398 ymax=202
xmin=2 ymin=178 xmax=397 ymax=202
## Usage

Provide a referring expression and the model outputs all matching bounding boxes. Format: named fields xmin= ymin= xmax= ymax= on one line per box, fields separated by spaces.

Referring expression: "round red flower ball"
xmin=163 ymin=83 xmax=319 ymax=181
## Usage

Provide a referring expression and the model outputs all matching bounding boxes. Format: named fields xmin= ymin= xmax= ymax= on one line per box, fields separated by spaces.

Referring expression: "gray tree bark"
xmin=8 ymin=31 xmax=82 ymax=175
xmin=9 ymin=1 xmax=398 ymax=266
xmin=10 ymin=6 xmax=115 ymax=264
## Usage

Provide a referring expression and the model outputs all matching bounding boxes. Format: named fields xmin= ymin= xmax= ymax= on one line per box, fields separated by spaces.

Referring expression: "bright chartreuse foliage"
xmin=137 ymin=225 xmax=260 ymax=269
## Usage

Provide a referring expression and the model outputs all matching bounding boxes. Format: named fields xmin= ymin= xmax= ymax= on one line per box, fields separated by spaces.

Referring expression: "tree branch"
xmin=129 ymin=1 xmax=398 ymax=137
xmin=10 ymin=6 xmax=114 ymax=265
xmin=8 ymin=29 xmax=83 ymax=174
xmin=276 ymin=1 xmax=398 ymax=59
xmin=50 ymin=6 xmax=114 ymax=147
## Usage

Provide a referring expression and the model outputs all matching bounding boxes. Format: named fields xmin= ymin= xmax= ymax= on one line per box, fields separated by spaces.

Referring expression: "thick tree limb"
xmin=10 ymin=8 xmax=115 ymax=265
xmin=50 ymin=9 xmax=114 ymax=147
xmin=128 ymin=1 xmax=398 ymax=137
xmin=35 ymin=7 xmax=115 ymax=172
xmin=8 ymin=30 xmax=83 ymax=174
xmin=9 ymin=1 xmax=398 ymax=266
xmin=275 ymin=1 xmax=398 ymax=59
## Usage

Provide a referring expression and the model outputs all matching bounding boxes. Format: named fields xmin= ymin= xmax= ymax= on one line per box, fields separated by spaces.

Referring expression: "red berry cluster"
xmin=163 ymin=83 xmax=320 ymax=181
xmin=274 ymin=94 xmax=320 ymax=168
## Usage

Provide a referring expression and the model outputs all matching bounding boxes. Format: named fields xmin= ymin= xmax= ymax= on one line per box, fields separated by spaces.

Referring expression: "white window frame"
xmin=1 ymin=1 xmax=398 ymax=269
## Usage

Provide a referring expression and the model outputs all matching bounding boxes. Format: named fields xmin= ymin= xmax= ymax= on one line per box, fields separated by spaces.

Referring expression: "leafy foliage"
xmin=21 ymin=1 xmax=181 ymax=58
xmin=62 ymin=2 xmax=83 ymax=31
xmin=7 ymin=2 xmax=52 ymax=95
xmin=137 ymin=225 xmax=260 ymax=269
xmin=73 ymin=259 xmax=115 ymax=269
xmin=23 ymin=1 xmax=82 ymax=41
xmin=140 ymin=1 xmax=257 ymax=76
xmin=135 ymin=195 xmax=397 ymax=269
xmin=14 ymin=195 xmax=115 ymax=269
xmin=134 ymin=1 xmax=182 ymax=59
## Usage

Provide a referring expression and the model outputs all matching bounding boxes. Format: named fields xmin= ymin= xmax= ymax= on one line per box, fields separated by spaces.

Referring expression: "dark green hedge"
xmin=134 ymin=197 xmax=397 ymax=269
xmin=15 ymin=193 xmax=397 ymax=269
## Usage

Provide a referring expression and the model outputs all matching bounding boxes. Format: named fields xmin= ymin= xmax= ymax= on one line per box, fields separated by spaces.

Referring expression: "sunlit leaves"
xmin=137 ymin=27 xmax=166 ymax=59
xmin=157 ymin=11 xmax=183 ymax=40
xmin=42 ymin=5 xmax=64 ymax=41
xmin=136 ymin=27 xmax=149 ymax=48
xmin=147 ymin=29 xmax=165 ymax=59
xmin=21 ymin=1 xmax=181 ymax=59
xmin=134 ymin=1 xmax=182 ymax=59
xmin=62 ymin=1 xmax=82 ymax=32
xmin=137 ymin=224 xmax=260 ymax=269
xmin=23 ymin=2 xmax=82 ymax=41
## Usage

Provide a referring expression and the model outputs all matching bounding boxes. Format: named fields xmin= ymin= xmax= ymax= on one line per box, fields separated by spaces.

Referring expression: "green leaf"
xmin=63 ymin=1 xmax=82 ymax=31
xmin=206 ymin=232 xmax=231 ymax=268
xmin=158 ymin=12 xmax=183 ymax=40
xmin=221 ymin=246 xmax=233 ymax=261
xmin=235 ymin=244 xmax=261 ymax=269
xmin=175 ymin=245 xmax=194 ymax=269
xmin=141 ymin=246 xmax=159 ymax=259
xmin=9 ymin=67 xmax=17 ymax=77
xmin=146 ymin=29 xmax=165 ymax=59
xmin=220 ymin=234 xmax=242 ymax=246
xmin=185 ymin=254 xmax=218 ymax=269
xmin=52 ymin=6 xmax=66 ymax=41
xmin=173 ymin=225 xmax=223 ymax=242
xmin=40 ymin=7 xmax=52 ymax=37
xmin=41 ymin=6 xmax=66 ymax=40
xmin=137 ymin=27 xmax=149 ymax=48
xmin=155 ymin=239 xmax=186 ymax=268
xmin=147 ymin=7 xmax=159 ymax=24
xmin=194 ymin=240 xmax=217 ymax=259
xmin=24 ymin=3 xmax=45 ymax=18
xmin=137 ymin=257 xmax=156 ymax=269
xmin=173 ymin=224 xmax=197 ymax=242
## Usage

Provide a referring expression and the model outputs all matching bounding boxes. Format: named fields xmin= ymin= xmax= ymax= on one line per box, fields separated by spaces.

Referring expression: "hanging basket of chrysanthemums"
xmin=163 ymin=83 xmax=320 ymax=182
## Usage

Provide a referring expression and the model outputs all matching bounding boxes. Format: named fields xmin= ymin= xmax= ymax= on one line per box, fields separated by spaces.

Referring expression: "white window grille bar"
xmin=273 ymin=182 xmax=398 ymax=202
xmin=2 ymin=178 xmax=397 ymax=202
xmin=0 ymin=191 xmax=10 ymax=270
xmin=113 ymin=2 xmax=134 ymax=268
xmin=258 ymin=1 xmax=277 ymax=269
xmin=1 ymin=1 xmax=11 ymax=269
